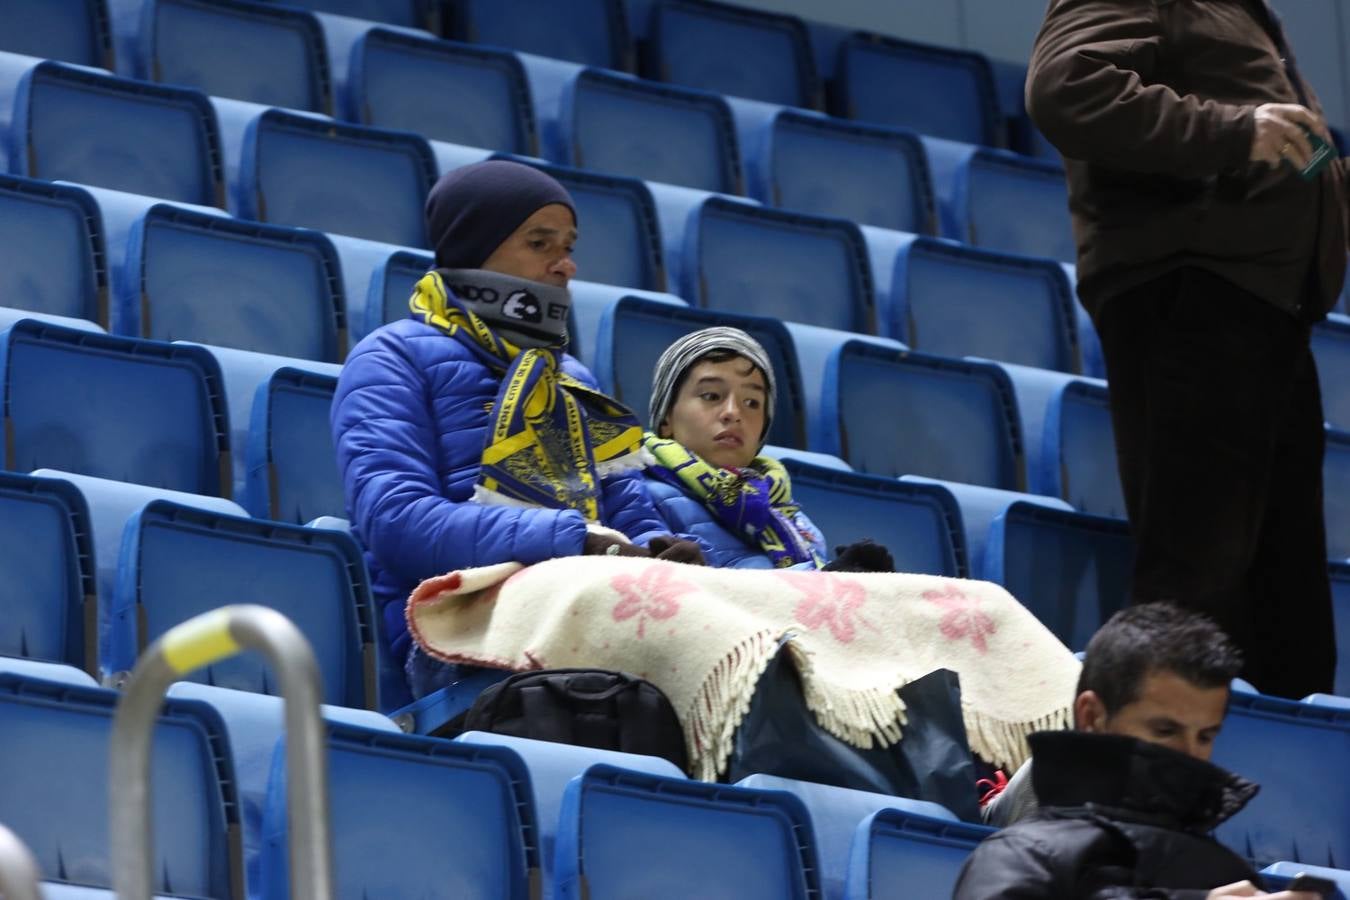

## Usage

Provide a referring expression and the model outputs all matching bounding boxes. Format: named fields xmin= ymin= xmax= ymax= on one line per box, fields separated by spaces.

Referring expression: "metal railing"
xmin=0 ymin=823 xmax=41 ymax=900
xmin=109 ymin=605 xmax=334 ymax=900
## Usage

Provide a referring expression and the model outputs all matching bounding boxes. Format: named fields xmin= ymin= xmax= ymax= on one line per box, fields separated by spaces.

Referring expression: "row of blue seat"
xmin=1 ymin=665 xmax=1346 ymax=899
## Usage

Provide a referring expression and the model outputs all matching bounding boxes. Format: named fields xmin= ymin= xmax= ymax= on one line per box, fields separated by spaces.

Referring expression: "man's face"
xmin=481 ymin=203 xmax=578 ymax=287
xmin=1076 ymin=669 xmax=1228 ymax=761
xmin=658 ymin=356 xmax=767 ymax=470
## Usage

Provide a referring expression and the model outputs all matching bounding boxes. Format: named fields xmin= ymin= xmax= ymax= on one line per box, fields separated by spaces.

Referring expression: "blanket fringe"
xmin=783 ymin=637 xmax=909 ymax=750
xmin=684 ymin=628 xmax=780 ymax=782
xmin=962 ymin=702 xmax=1073 ymax=772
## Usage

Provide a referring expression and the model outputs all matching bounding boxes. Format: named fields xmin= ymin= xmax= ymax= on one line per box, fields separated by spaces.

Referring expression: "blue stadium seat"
xmin=645 ymin=0 xmax=819 ymax=108
xmin=782 ymin=460 xmax=965 ymax=576
xmin=817 ymin=344 xmax=1024 ymax=489
xmin=0 ymin=0 xmax=113 ymax=69
xmin=554 ymin=764 xmax=821 ymax=900
xmin=682 ymin=195 xmax=875 ymax=333
xmin=109 ymin=0 xmax=331 ymax=112
xmin=343 ymin=26 xmax=535 ymax=153
xmin=586 ymin=296 xmax=808 ymax=448
xmin=0 ymin=472 xmax=95 ymax=674
xmin=843 ymin=807 xmax=992 ymax=900
xmin=1333 ymin=562 xmax=1350 ymax=697
xmin=734 ymin=100 xmax=934 ymax=234
xmin=105 ymin=501 xmax=376 ymax=708
xmin=0 ymin=672 xmax=241 ymax=897
xmin=260 ymin=722 xmax=540 ymax=900
xmin=0 ymin=52 xmax=224 ymax=206
xmin=0 ymin=323 xmax=231 ymax=497
xmin=984 ymin=499 xmax=1133 ymax=650
xmin=950 ymin=148 xmax=1074 ymax=263
xmin=447 ymin=0 xmax=631 ymax=70
xmin=1213 ymin=690 xmax=1350 ymax=868
xmin=1313 ymin=313 xmax=1350 ymax=431
xmin=0 ymin=174 xmax=107 ymax=326
xmin=213 ymin=98 xmax=436 ymax=246
xmin=1262 ymin=862 xmax=1350 ymax=897
xmin=523 ymin=160 xmax=666 ymax=292
xmin=281 ymin=0 xmax=435 ymax=30
xmin=831 ymin=34 xmax=1001 ymax=147
xmin=736 ymin=775 xmax=958 ymax=900
xmin=525 ymin=56 xmax=741 ymax=194
xmin=326 ymin=234 xmax=431 ymax=345
xmin=1327 ymin=427 xmax=1350 ymax=560
xmin=886 ymin=236 xmax=1080 ymax=373
xmin=88 ymin=185 xmax=347 ymax=361
xmin=567 ymin=279 xmax=684 ymax=370
xmin=166 ymin=681 xmax=397 ymax=895
xmin=763 ymin=445 xmax=850 ymax=471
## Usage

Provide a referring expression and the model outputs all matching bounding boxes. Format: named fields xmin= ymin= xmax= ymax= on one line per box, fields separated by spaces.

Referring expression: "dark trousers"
xmin=1095 ymin=266 xmax=1335 ymax=699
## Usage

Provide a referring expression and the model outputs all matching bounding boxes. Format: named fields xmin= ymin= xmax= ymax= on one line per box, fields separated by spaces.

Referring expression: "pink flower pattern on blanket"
xmin=611 ymin=564 xmax=693 ymax=638
xmin=778 ymin=573 xmax=872 ymax=644
xmin=923 ymin=582 xmax=996 ymax=654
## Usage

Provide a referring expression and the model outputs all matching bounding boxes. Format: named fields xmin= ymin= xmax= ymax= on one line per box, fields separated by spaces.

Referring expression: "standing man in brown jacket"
xmin=1027 ymin=0 xmax=1349 ymax=699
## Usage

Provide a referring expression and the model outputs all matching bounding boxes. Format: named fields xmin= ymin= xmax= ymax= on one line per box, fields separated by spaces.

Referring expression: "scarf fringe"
xmin=594 ymin=446 xmax=653 ymax=477
xmin=683 ymin=628 xmax=781 ymax=782
xmin=471 ymin=485 xmax=540 ymax=509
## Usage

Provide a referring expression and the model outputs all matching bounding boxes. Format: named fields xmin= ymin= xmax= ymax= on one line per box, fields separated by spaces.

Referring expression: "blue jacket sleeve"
xmin=333 ymin=329 xmax=589 ymax=582
xmin=601 ymin=468 xmax=674 ymax=546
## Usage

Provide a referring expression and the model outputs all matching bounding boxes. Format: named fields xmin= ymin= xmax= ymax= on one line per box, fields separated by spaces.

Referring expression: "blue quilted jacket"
xmin=332 ymin=318 xmax=671 ymax=675
xmin=645 ymin=476 xmax=828 ymax=569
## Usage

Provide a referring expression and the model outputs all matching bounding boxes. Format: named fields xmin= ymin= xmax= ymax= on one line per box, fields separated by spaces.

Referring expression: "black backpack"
xmin=441 ymin=668 xmax=689 ymax=772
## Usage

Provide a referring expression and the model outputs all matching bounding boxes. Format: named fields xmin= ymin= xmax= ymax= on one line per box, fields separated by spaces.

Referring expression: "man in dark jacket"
xmin=958 ymin=605 xmax=1317 ymax=898
xmin=1026 ymin=0 xmax=1349 ymax=699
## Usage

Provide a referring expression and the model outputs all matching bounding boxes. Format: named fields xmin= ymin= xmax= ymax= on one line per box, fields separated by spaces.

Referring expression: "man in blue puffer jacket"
xmin=332 ymin=161 xmax=702 ymax=699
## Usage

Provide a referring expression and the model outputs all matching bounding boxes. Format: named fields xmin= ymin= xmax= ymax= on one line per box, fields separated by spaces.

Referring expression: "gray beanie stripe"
xmin=649 ymin=327 xmax=777 ymax=443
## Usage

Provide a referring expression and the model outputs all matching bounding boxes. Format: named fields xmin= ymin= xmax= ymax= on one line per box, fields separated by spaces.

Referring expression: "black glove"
xmin=647 ymin=535 xmax=707 ymax=566
xmin=582 ymin=532 xmax=651 ymax=558
xmin=821 ymin=539 xmax=894 ymax=573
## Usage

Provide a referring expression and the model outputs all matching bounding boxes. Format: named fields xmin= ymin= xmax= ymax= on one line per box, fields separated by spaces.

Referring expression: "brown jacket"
xmin=1027 ymin=0 xmax=1349 ymax=320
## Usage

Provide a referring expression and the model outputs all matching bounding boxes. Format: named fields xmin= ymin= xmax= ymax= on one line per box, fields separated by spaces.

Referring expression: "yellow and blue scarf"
xmin=643 ymin=433 xmax=824 ymax=569
xmin=411 ymin=271 xmax=644 ymax=522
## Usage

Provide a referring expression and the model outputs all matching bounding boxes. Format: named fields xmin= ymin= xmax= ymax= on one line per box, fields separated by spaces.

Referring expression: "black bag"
xmin=723 ymin=650 xmax=982 ymax=822
xmin=443 ymin=667 xmax=689 ymax=772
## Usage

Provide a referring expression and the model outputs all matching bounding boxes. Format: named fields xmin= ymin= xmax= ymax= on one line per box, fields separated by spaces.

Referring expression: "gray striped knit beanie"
xmin=649 ymin=327 xmax=776 ymax=444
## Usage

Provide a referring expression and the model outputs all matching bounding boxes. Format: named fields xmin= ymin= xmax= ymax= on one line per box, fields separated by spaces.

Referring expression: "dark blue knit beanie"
xmin=424 ymin=160 xmax=577 ymax=270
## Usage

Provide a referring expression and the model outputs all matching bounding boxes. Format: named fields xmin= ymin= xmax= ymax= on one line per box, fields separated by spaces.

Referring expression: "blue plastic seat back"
xmin=110 ymin=501 xmax=372 ymax=707
xmin=245 ymin=367 xmax=345 ymax=524
xmin=0 ymin=673 xmax=239 ymax=897
xmin=1262 ymin=862 xmax=1350 ymax=897
xmin=984 ymin=501 xmax=1132 ymax=650
xmin=0 ymin=174 xmax=106 ymax=325
xmin=0 ymin=323 xmax=230 ymax=496
xmin=844 ymin=808 xmax=990 ymax=900
xmin=122 ymin=205 xmax=345 ymax=361
xmin=352 ymin=30 xmax=535 ymax=154
xmin=687 ymin=197 xmax=874 ymax=333
xmin=4 ymin=57 xmax=223 ymax=207
xmin=648 ymin=1 xmax=817 ymax=108
xmin=1327 ymin=428 xmax=1350 ymax=560
xmin=957 ymin=150 xmax=1074 ymax=262
xmin=1333 ymin=562 xmax=1350 ymax=697
xmin=1044 ymin=380 xmax=1124 ymax=517
xmin=833 ymin=35 xmax=1001 ymax=147
xmin=829 ymin=345 xmax=1023 ymax=489
xmin=146 ymin=0 xmax=330 ymax=112
xmin=1213 ymin=692 xmax=1350 ymax=868
xmin=449 ymin=0 xmax=629 ymax=70
xmin=372 ymin=249 xmax=434 ymax=334
xmin=594 ymin=297 xmax=806 ymax=448
xmin=0 ymin=0 xmax=112 ymax=68
xmin=555 ymin=764 xmax=821 ymax=900
xmin=1312 ymin=314 xmax=1350 ymax=431
xmin=893 ymin=238 xmax=1078 ymax=372
xmin=279 ymin=0 xmax=428 ymax=29
xmin=530 ymin=162 xmax=665 ymax=292
xmin=0 ymin=472 xmax=95 ymax=671
xmin=766 ymin=112 xmax=933 ymax=234
xmin=239 ymin=109 xmax=435 ymax=247
xmin=565 ymin=70 xmax=741 ymax=194
xmin=783 ymin=459 xmax=964 ymax=577
xmin=261 ymin=723 xmax=539 ymax=900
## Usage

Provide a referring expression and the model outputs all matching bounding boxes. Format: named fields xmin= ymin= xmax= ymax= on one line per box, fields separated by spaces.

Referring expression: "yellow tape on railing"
xmin=162 ymin=608 xmax=240 ymax=675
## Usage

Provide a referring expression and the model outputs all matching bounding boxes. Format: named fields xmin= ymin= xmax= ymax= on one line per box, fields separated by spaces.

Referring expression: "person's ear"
xmin=1074 ymin=690 xmax=1110 ymax=733
xmin=657 ymin=417 xmax=671 ymax=438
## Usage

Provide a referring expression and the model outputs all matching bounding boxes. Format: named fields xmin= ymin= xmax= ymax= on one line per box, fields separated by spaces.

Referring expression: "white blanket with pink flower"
xmin=406 ymin=557 xmax=1079 ymax=781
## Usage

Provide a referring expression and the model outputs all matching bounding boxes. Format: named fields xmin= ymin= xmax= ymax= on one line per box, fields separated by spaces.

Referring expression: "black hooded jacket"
xmin=953 ymin=731 xmax=1263 ymax=899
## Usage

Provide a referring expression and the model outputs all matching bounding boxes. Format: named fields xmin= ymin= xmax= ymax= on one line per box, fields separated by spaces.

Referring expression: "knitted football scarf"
xmin=643 ymin=433 xmax=824 ymax=568
xmin=411 ymin=271 xmax=645 ymax=521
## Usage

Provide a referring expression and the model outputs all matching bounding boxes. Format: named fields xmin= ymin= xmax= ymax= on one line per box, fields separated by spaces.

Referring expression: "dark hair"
xmin=664 ymin=350 xmax=768 ymax=437
xmin=1076 ymin=603 xmax=1243 ymax=714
